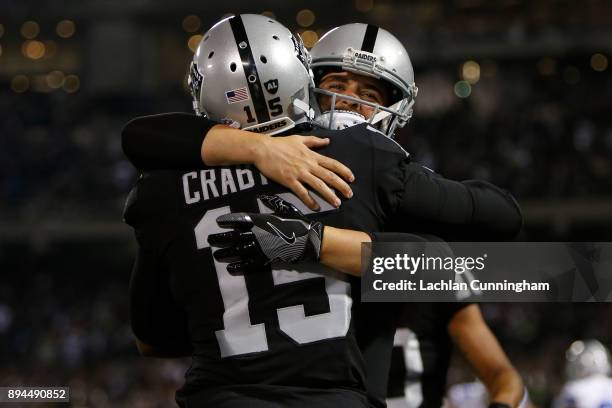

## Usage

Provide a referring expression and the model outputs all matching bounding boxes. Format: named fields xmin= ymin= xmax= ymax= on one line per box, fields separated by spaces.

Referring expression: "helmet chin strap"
xmin=314 ymin=110 xmax=367 ymax=130
xmin=311 ymin=87 xmax=416 ymax=136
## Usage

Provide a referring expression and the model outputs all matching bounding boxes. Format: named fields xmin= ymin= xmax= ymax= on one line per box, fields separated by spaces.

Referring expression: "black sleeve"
xmin=436 ymin=302 xmax=473 ymax=324
xmin=129 ymin=230 xmax=192 ymax=357
xmin=122 ymin=112 xmax=217 ymax=171
xmin=369 ymin=231 xmax=446 ymax=244
xmin=380 ymin=159 xmax=523 ymax=240
xmin=368 ymin=231 xmax=454 ymax=258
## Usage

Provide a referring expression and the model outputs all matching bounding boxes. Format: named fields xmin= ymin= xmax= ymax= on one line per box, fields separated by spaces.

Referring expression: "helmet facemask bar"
xmin=312 ymin=84 xmax=416 ymax=137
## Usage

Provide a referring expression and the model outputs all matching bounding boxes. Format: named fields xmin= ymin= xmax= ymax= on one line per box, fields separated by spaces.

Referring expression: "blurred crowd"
xmin=403 ymin=56 xmax=612 ymax=200
xmin=0 ymin=242 xmax=187 ymax=408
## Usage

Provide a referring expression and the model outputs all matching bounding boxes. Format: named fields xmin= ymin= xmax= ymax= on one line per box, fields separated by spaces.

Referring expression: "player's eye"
xmin=325 ymin=82 xmax=345 ymax=91
xmin=361 ymin=90 xmax=382 ymax=103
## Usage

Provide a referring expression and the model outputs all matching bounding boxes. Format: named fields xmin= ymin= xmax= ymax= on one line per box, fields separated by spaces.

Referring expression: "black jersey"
xmin=124 ymin=123 xmax=435 ymax=403
xmin=126 ymin=167 xmax=369 ymax=405
xmin=123 ymin=125 xmax=408 ymax=406
xmin=123 ymin=113 xmax=522 ymax=407
xmin=386 ymin=303 xmax=470 ymax=408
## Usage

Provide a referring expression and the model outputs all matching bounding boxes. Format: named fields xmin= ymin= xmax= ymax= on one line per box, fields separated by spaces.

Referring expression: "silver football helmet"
xmin=310 ymin=23 xmax=418 ymax=138
xmin=565 ymin=339 xmax=611 ymax=380
xmin=188 ymin=14 xmax=314 ymax=135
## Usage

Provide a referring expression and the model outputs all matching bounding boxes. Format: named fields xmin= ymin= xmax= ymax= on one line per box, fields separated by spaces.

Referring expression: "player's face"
xmin=317 ymin=71 xmax=390 ymax=120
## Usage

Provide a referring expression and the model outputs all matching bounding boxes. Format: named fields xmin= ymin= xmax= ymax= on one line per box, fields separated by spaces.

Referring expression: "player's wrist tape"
xmin=488 ymin=403 xmax=511 ymax=408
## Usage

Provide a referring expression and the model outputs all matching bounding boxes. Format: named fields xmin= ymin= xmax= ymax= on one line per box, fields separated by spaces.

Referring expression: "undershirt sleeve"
xmin=122 ymin=112 xmax=217 ymax=171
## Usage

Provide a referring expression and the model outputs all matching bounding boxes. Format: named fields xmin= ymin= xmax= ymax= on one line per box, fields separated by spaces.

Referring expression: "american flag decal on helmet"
xmin=225 ymin=87 xmax=250 ymax=104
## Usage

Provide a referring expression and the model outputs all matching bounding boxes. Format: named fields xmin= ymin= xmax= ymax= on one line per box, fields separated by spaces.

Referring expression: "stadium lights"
xmin=188 ymin=34 xmax=203 ymax=53
xmin=46 ymin=71 xmax=65 ymax=89
xmin=591 ymin=53 xmax=608 ymax=72
xmin=296 ymin=9 xmax=315 ymax=28
xmin=21 ymin=21 xmax=39 ymax=39
xmin=22 ymin=40 xmax=45 ymax=60
xmin=56 ymin=20 xmax=75 ymax=38
xmin=462 ymin=60 xmax=480 ymax=84
xmin=301 ymin=30 xmax=319 ymax=48
xmin=182 ymin=15 xmax=201 ymax=33
xmin=454 ymin=80 xmax=471 ymax=98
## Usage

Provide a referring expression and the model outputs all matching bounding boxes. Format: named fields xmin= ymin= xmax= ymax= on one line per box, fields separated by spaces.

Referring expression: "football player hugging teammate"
xmin=122 ymin=13 xmax=525 ymax=408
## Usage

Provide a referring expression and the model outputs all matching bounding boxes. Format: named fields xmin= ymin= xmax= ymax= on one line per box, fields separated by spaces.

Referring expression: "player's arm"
xmin=317 ymin=226 xmax=371 ymax=275
xmin=129 ymin=235 xmax=192 ymax=358
xmin=322 ymin=230 xmax=453 ymax=276
xmin=448 ymin=304 xmax=525 ymax=407
xmin=121 ymin=112 xmax=354 ymax=210
xmin=211 ymin=195 xmax=449 ymax=276
xmin=382 ymin=159 xmax=523 ymax=240
xmin=213 ymin=222 xmax=444 ymax=277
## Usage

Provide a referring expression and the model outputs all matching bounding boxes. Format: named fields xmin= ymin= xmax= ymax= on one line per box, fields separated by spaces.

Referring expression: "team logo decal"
xmin=225 ymin=87 xmax=250 ymax=104
xmin=264 ymin=79 xmax=279 ymax=95
xmin=291 ymin=35 xmax=308 ymax=67
xmin=188 ymin=62 xmax=203 ymax=98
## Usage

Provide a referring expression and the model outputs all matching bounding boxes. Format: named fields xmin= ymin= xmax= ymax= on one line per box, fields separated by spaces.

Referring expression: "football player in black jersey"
xmin=123 ymin=15 xmax=523 ymax=408
xmin=306 ymin=23 xmax=525 ymax=408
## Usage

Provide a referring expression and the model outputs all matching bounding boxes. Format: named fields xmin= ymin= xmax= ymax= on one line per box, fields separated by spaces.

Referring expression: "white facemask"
xmin=313 ymin=110 xmax=367 ymax=130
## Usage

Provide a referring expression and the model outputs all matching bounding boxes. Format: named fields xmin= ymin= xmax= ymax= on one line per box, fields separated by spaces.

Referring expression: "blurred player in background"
xmin=387 ymin=304 xmax=525 ymax=408
xmin=445 ymin=380 xmax=488 ymax=408
xmin=554 ymin=339 xmax=612 ymax=408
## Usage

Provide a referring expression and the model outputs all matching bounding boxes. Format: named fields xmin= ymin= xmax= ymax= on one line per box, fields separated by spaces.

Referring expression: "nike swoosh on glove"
xmin=209 ymin=195 xmax=324 ymax=273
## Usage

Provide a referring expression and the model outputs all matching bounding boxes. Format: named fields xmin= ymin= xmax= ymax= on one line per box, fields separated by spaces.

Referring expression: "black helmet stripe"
xmin=228 ymin=16 xmax=270 ymax=123
xmin=361 ymin=24 xmax=379 ymax=53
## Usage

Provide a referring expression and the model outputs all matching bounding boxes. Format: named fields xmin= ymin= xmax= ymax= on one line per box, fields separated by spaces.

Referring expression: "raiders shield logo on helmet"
xmin=264 ymin=79 xmax=279 ymax=95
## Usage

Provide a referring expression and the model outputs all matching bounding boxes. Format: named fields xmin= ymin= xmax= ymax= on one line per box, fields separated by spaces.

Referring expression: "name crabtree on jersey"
xmin=125 ymin=166 xmax=371 ymax=405
xmin=182 ymin=166 xmax=270 ymax=204
xmin=124 ymin=117 xmax=523 ymax=408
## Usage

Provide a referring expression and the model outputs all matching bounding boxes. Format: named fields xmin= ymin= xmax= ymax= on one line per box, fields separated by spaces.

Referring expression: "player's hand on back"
xmin=202 ymin=125 xmax=354 ymax=211
xmin=253 ymin=135 xmax=354 ymax=211
xmin=209 ymin=194 xmax=324 ymax=273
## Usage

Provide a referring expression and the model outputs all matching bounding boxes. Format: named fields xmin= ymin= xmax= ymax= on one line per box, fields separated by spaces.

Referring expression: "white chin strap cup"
xmin=314 ymin=110 xmax=367 ymax=131
xmin=292 ymin=98 xmax=315 ymax=119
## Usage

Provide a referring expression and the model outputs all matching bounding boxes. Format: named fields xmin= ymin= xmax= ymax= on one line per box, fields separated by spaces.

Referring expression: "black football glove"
xmin=209 ymin=194 xmax=324 ymax=273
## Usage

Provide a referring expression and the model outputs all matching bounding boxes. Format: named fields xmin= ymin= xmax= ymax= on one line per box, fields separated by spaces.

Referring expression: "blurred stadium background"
xmin=1 ymin=0 xmax=611 ymax=406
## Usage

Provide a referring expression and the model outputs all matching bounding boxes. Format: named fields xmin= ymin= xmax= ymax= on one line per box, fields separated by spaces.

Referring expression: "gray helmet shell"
xmin=565 ymin=339 xmax=611 ymax=380
xmin=310 ymin=23 xmax=417 ymax=137
xmin=188 ymin=14 xmax=313 ymax=135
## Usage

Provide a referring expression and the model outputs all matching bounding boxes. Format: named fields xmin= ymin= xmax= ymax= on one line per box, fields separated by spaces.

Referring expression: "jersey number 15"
xmin=194 ymin=194 xmax=351 ymax=358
